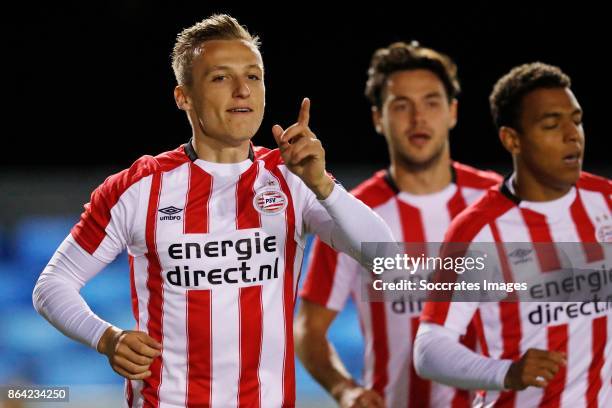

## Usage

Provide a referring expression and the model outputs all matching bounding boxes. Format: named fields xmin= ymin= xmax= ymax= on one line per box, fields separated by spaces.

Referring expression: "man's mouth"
xmin=408 ymin=132 xmax=431 ymax=146
xmin=227 ymin=107 xmax=253 ymax=113
xmin=562 ymin=152 xmax=581 ymax=166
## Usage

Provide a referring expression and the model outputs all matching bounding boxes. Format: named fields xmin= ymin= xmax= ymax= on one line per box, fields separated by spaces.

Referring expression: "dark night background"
xmin=2 ymin=1 xmax=610 ymax=176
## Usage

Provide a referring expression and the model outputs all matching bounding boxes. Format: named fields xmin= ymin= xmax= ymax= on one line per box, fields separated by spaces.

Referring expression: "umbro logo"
xmin=159 ymin=206 xmax=183 ymax=221
xmin=508 ymin=248 xmax=533 ymax=265
xmin=159 ymin=206 xmax=183 ymax=215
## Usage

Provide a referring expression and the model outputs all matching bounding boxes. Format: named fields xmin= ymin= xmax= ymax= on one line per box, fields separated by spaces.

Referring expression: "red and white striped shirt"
xmin=68 ymin=140 xmax=387 ymax=408
xmin=421 ymin=172 xmax=612 ymax=407
xmin=300 ymin=162 xmax=502 ymax=407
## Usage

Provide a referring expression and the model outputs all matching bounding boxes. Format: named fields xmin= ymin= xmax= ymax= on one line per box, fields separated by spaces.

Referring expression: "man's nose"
xmin=563 ymin=120 xmax=582 ymax=143
xmin=233 ymin=78 xmax=251 ymax=98
xmin=411 ymin=104 xmax=425 ymax=127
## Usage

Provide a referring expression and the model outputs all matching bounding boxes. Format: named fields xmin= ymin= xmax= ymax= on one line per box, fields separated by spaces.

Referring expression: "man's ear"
xmin=449 ymin=98 xmax=458 ymax=130
xmin=499 ymin=126 xmax=521 ymax=155
xmin=174 ymin=85 xmax=191 ymax=111
xmin=372 ymin=106 xmax=383 ymax=135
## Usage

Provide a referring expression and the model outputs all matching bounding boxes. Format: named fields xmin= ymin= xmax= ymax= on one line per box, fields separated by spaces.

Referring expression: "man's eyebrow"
xmin=389 ymin=96 xmax=410 ymax=103
xmin=538 ymin=112 xmax=562 ymax=121
xmin=205 ymin=64 xmax=263 ymax=75
xmin=537 ymin=108 xmax=582 ymax=121
xmin=388 ymin=93 xmax=442 ymax=103
xmin=424 ymin=91 xmax=444 ymax=99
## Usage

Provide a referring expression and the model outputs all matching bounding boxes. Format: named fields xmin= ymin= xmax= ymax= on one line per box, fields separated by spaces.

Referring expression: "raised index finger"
xmin=298 ymin=97 xmax=310 ymax=126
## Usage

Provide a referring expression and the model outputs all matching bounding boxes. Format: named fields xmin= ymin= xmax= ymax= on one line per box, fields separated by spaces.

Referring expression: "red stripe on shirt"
xmin=71 ymin=153 xmax=187 ymax=255
xmin=71 ymin=170 xmax=139 ymax=254
xmin=490 ymin=221 xmax=519 ymax=302
xmin=492 ymin=221 xmax=521 ymax=408
xmin=447 ymin=188 xmax=468 ymax=219
xmin=369 ymin=302 xmax=389 ymax=398
xmin=494 ymin=302 xmax=522 ymax=408
xmin=398 ymin=200 xmax=427 ymax=257
xmin=520 ymin=208 xmax=561 ymax=272
xmin=421 ymin=191 xmax=515 ymax=326
xmin=409 ymin=316 xmax=430 ymax=408
xmin=472 ymin=309 xmax=490 ymax=357
xmin=126 ymin=379 xmax=133 ymax=408
xmin=184 ymin=163 xmax=213 ymax=234
xmin=452 ymin=161 xmax=503 ymax=189
xmin=468 ymin=310 xmax=490 ymax=408
xmin=586 ymin=316 xmax=607 ymax=408
xmin=238 ymin=286 xmax=263 ymax=408
xmin=142 ymin=172 xmax=164 ymax=408
xmin=186 ymin=290 xmax=212 ymax=407
xmin=299 ymin=239 xmax=339 ymax=306
xmin=237 ymin=162 xmax=261 ymax=230
xmin=266 ymin=164 xmax=297 ymax=407
xmin=576 ymin=172 xmax=612 ymax=213
xmin=570 ymin=192 xmax=604 ymax=262
xmin=451 ymin=324 xmax=478 ymax=408
xmin=539 ymin=324 xmax=568 ymax=408
xmin=129 ymin=254 xmax=139 ymax=329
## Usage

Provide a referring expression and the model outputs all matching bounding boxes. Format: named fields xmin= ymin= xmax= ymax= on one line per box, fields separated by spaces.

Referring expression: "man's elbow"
xmin=293 ymin=310 xmax=312 ymax=356
xmin=32 ymin=272 xmax=46 ymax=315
xmin=361 ymin=211 xmax=393 ymax=244
xmin=294 ymin=308 xmax=328 ymax=359
xmin=32 ymin=269 xmax=64 ymax=316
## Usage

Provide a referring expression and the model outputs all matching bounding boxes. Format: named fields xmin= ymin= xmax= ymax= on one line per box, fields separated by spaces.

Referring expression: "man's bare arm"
xmin=294 ymin=299 xmax=384 ymax=408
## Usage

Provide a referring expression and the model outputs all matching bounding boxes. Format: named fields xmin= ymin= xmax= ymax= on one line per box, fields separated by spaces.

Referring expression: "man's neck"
xmin=192 ymin=134 xmax=251 ymax=163
xmin=513 ymin=167 xmax=573 ymax=202
xmin=390 ymin=154 xmax=453 ymax=195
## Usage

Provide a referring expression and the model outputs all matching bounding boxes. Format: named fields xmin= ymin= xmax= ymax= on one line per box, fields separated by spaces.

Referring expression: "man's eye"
xmin=248 ymin=74 xmax=261 ymax=81
xmin=542 ymin=123 xmax=558 ymax=130
xmin=426 ymin=100 xmax=440 ymax=108
xmin=212 ymin=75 xmax=226 ymax=82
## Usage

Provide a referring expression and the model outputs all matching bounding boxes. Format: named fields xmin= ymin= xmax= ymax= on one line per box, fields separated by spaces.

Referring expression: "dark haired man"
xmin=295 ymin=41 xmax=501 ymax=408
xmin=414 ymin=62 xmax=611 ymax=407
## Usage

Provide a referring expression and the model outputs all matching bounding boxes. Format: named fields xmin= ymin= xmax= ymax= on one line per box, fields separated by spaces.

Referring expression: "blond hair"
xmin=171 ymin=14 xmax=260 ymax=87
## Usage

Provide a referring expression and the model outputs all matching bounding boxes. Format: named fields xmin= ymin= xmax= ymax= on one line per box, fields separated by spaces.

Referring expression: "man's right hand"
xmin=504 ymin=348 xmax=566 ymax=390
xmin=97 ymin=326 xmax=162 ymax=380
xmin=333 ymin=381 xmax=385 ymax=408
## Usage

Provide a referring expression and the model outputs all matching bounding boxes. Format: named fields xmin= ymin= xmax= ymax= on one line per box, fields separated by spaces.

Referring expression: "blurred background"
xmin=1 ymin=1 xmax=609 ymax=407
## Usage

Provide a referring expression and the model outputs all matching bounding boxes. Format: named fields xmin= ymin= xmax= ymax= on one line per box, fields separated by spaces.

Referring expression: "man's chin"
xmin=399 ymin=151 xmax=442 ymax=170
xmin=546 ymin=168 xmax=581 ymax=190
xmin=229 ymin=124 xmax=261 ymax=140
xmin=564 ymin=169 xmax=582 ymax=186
xmin=226 ymin=129 xmax=258 ymax=143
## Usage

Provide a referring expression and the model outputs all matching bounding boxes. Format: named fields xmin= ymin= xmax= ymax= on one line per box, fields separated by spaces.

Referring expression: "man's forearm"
xmin=32 ymin=235 xmax=112 ymax=350
xmin=295 ymin=328 xmax=357 ymax=400
xmin=413 ymin=322 xmax=512 ymax=390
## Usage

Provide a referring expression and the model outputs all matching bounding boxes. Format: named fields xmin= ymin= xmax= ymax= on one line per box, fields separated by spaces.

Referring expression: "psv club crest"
xmin=253 ymin=189 xmax=287 ymax=215
xmin=597 ymin=224 xmax=612 ymax=243
xmin=595 ymin=213 xmax=612 ymax=243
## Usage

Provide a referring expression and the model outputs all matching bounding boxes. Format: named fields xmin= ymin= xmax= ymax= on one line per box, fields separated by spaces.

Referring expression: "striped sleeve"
xmin=421 ymin=222 xmax=489 ymax=333
xmin=299 ymin=238 xmax=360 ymax=311
xmin=71 ymin=156 xmax=156 ymax=263
xmin=420 ymin=224 xmax=504 ymax=335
